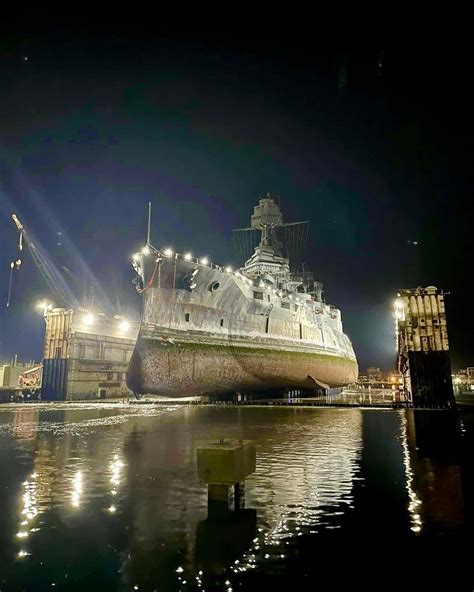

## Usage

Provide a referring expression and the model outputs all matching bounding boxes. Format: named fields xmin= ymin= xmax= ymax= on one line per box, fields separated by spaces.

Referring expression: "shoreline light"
xmin=141 ymin=245 xmax=150 ymax=255
xmin=132 ymin=253 xmax=140 ymax=262
xmin=225 ymin=266 xmax=232 ymax=273
xmin=200 ymin=257 xmax=209 ymax=265
xmin=164 ymin=248 xmax=173 ymax=257
xmin=184 ymin=253 xmax=192 ymax=261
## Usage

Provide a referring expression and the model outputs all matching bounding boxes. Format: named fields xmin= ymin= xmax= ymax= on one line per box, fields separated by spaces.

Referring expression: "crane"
xmin=7 ymin=213 xmax=80 ymax=309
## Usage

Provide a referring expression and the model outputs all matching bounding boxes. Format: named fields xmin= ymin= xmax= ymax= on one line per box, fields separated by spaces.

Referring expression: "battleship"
xmin=127 ymin=196 xmax=358 ymax=398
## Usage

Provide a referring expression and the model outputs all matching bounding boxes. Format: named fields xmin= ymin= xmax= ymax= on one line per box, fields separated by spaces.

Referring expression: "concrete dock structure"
xmin=41 ymin=308 xmax=139 ymax=400
xmin=395 ymin=286 xmax=454 ymax=408
xmin=197 ymin=439 xmax=256 ymax=505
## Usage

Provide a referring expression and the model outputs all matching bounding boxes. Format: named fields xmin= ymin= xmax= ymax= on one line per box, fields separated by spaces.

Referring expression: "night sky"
xmin=0 ymin=28 xmax=472 ymax=371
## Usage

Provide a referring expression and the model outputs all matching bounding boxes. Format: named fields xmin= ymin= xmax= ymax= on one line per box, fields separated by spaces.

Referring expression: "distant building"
xmin=0 ymin=360 xmax=35 ymax=389
xmin=367 ymin=367 xmax=382 ymax=383
xmin=395 ymin=286 xmax=454 ymax=408
xmin=0 ymin=358 xmax=41 ymax=402
xmin=452 ymin=367 xmax=474 ymax=394
xmin=357 ymin=368 xmax=402 ymax=391
xmin=41 ymin=308 xmax=139 ymax=401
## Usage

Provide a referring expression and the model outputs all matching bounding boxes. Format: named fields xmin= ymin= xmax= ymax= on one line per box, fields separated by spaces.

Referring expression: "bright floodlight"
xmin=200 ymin=257 xmax=209 ymax=265
xmin=225 ymin=266 xmax=232 ymax=273
xmin=83 ymin=313 xmax=95 ymax=326
xmin=119 ymin=319 xmax=130 ymax=332
xmin=132 ymin=253 xmax=140 ymax=262
xmin=164 ymin=248 xmax=173 ymax=257
xmin=184 ymin=252 xmax=192 ymax=261
xmin=141 ymin=245 xmax=150 ymax=255
xmin=36 ymin=300 xmax=53 ymax=314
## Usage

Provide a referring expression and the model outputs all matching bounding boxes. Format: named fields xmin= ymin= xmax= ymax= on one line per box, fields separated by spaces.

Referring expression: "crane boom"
xmin=10 ymin=213 xmax=79 ymax=309
xmin=12 ymin=214 xmax=24 ymax=231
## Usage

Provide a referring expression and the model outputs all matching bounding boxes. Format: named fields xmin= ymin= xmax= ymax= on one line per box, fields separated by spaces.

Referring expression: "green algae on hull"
xmin=143 ymin=336 xmax=356 ymax=366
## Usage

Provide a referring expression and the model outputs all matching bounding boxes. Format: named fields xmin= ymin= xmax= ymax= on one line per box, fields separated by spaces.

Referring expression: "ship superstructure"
xmin=127 ymin=196 xmax=357 ymax=397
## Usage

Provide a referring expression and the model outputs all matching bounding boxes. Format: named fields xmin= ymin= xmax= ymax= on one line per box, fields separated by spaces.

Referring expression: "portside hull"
xmin=127 ymin=336 xmax=358 ymax=397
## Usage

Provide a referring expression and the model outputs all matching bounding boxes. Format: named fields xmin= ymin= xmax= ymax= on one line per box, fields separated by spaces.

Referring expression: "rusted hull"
xmin=127 ymin=336 xmax=358 ymax=397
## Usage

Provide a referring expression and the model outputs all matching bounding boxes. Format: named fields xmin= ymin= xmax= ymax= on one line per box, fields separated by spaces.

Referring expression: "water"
xmin=0 ymin=404 xmax=472 ymax=590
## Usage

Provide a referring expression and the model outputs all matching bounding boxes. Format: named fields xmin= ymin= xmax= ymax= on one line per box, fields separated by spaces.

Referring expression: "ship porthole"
xmin=209 ymin=281 xmax=220 ymax=292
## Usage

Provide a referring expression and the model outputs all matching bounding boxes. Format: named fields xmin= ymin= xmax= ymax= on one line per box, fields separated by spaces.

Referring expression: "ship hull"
xmin=127 ymin=256 xmax=358 ymax=398
xmin=128 ymin=334 xmax=358 ymax=397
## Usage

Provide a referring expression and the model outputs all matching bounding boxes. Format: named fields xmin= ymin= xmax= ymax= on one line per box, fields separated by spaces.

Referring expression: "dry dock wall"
xmin=395 ymin=287 xmax=454 ymax=408
xmin=41 ymin=308 xmax=138 ymax=401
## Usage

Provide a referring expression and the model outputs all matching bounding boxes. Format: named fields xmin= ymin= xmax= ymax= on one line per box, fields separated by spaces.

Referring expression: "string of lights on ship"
xmin=132 ymin=243 xmax=335 ymax=311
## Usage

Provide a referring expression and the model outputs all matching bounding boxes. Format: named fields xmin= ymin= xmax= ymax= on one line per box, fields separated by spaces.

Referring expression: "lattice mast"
xmin=232 ymin=193 xmax=309 ymax=273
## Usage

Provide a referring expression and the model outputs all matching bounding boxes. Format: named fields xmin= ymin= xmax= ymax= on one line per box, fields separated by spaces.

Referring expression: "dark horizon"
xmin=1 ymin=30 xmax=472 ymax=371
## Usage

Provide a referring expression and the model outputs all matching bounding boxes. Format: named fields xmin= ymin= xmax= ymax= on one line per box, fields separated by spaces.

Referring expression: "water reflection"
xmin=0 ymin=405 xmax=471 ymax=590
xmin=400 ymin=413 xmax=424 ymax=533
xmin=71 ymin=471 xmax=83 ymax=508
xmin=403 ymin=409 xmax=465 ymax=534
xmin=90 ymin=407 xmax=364 ymax=590
xmin=195 ymin=504 xmax=257 ymax=577
xmin=16 ymin=472 xmax=38 ymax=558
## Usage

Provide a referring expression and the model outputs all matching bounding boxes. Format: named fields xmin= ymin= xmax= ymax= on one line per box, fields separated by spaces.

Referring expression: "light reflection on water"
xmin=400 ymin=413 xmax=423 ymax=533
xmin=0 ymin=405 xmax=471 ymax=590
